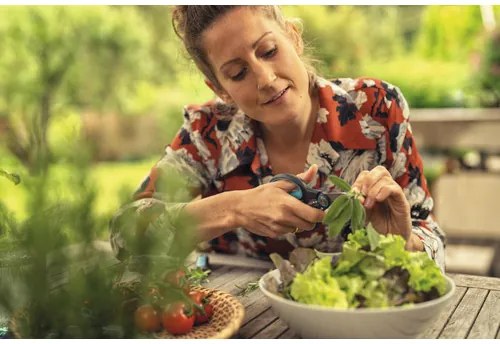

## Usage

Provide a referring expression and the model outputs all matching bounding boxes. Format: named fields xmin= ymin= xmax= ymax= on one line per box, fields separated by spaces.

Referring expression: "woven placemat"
xmin=154 ymin=286 xmax=245 ymax=339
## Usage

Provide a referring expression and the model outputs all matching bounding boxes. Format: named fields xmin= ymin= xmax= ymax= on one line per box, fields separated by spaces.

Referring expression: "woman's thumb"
xmin=296 ymin=164 xmax=318 ymax=184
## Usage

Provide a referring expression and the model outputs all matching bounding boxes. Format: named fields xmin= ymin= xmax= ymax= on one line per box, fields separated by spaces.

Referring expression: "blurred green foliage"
xmin=0 ymin=5 xmax=498 ymax=219
xmin=0 ymin=148 xmax=195 ymax=338
xmin=0 ymin=144 xmax=156 ymax=225
xmin=415 ymin=6 xmax=484 ymax=61
xmin=469 ymin=29 xmax=500 ymax=107
xmin=0 ymin=6 xmax=497 ymax=167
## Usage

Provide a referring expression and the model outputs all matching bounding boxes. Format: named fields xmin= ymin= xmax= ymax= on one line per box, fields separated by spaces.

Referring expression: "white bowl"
xmin=259 ymin=269 xmax=456 ymax=339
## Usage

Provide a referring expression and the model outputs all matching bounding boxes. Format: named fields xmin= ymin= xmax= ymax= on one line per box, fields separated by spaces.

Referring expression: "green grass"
xmin=0 ymin=156 xmax=158 ymax=225
xmin=90 ymin=157 xmax=158 ymax=217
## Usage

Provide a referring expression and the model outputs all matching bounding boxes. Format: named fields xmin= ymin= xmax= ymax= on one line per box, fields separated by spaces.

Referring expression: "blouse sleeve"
xmin=375 ymin=81 xmax=446 ymax=271
xmin=109 ymin=105 xmax=214 ymax=261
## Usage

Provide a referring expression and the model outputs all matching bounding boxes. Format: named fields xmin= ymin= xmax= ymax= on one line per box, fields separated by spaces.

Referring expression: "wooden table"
xmin=198 ymin=255 xmax=500 ymax=339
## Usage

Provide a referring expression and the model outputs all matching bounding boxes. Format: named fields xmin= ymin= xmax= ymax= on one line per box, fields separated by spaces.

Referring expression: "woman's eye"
xmin=231 ymin=67 xmax=247 ymax=81
xmin=263 ymin=47 xmax=277 ymax=58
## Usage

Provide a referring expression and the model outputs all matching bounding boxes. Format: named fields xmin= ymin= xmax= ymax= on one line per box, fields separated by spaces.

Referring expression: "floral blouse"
xmin=109 ymin=76 xmax=446 ymax=271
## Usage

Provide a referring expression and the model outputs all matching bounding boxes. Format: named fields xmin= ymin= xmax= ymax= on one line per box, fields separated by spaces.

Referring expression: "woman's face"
xmin=202 ymin=7 xmax=312 ymax=127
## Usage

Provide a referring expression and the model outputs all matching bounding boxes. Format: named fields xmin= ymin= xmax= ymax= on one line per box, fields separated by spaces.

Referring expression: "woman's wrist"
xmin=226 ymin=189 xmax=244 ymax=229
xmin=183 ymin=190 xmax=244 ymax=242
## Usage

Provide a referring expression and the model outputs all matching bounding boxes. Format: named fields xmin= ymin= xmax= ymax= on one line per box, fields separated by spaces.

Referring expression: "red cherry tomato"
xmin=165 ymin=269 xmax=190 ymax=294
xmin=195 ymin=302 xmax=214 ymax=324
xmin=189 ymin=290 xmax=214 ymax=325
xmin=134 ymin=304 xmax=161 ymax=333
xmin=162 ymin=301 xmax=195 ymax=335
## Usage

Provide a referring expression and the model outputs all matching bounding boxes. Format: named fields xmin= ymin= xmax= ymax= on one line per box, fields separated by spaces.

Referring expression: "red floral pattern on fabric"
xmin=132 ymin=77 xmax=445 ymax=268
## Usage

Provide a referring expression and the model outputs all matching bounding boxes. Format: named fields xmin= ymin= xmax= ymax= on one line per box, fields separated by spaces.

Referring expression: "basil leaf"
xmin=327 ymin=198 xmax=353 ymax=237
xmin=350 ymin=199 xmax=365 ymax=232
xmin=323 ymin=194 xmax=350 ymax=225
xmin=329 ymin=175 xmax=351 ymax=192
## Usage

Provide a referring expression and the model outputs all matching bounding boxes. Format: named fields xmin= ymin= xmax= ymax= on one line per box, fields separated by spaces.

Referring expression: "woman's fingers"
xmin=352 ymin=166 xmax=393 ymax=206
xmin=242 ymin=166 xmax=324 ymax=238
xmin=262 ymin=205 xmax=320 ymax=234
xmin=249 ymin=219 xmax=280 ymax=238
xmin=364 ymin=175 xmax=394 ymax=209
xmin=296 ymin=164 xmax=318 ymax=184
xmin=350 ymin=166 xmax=412 ymax=241
xmin=271 ymin=180 xmax=300 ymax=193
xmin=266 ymin=179 xmax=325 ymax=224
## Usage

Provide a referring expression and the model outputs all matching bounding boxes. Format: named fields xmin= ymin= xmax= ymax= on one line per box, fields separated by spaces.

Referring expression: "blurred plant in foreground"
xmin=0 ymin=140 xmax=196 ymax=338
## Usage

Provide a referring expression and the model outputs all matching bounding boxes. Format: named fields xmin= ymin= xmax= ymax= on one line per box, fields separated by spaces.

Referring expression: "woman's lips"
xmin=262 ymin=86 xmax=290 ymax=105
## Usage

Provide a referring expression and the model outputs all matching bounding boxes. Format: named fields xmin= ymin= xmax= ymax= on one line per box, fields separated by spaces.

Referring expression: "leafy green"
xmin=274 ymin=226 xmax=448 ymax=309
xmin=185 ymin=267 xmax=211 ymax=286
xmin=329 ymin=175 xmax=352 ymax=192
xmin=350 ymin=199 xmax=365 ymax=231
xmin=323 ymin=176 xmax=365 ymax=237
xmin=326 ymin=198 xmax=353 ymax=237
xmin=289 ymin=247 xmax=317 ymax=273
xmin=366 ymin=224 xmax=380 ymax=251
xmin=290 ymin=257 xmax=349 ymax=309
xmin=322 ymin=194 xmax=349 ymax=228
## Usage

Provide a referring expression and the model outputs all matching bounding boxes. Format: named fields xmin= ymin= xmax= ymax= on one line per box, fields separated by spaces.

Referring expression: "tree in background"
xmin=0 ymin=6 xmax=153 ymax=173
xmin=474 ymin=29 xmax=500 ymax=107
xmin=415 ymin=6 xmax=484 ymax=61
xmin=0 ymin=5 xmax=497 ymax=171
xmin=282 ymin=6 xmax=411 ymax=78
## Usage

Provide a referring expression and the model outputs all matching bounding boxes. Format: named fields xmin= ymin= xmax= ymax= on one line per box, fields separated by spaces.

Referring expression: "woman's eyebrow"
xmin=251 ymin=31 xmax=272 ymax=49
xmin=219 ymin=31 xmax=273 ymax=71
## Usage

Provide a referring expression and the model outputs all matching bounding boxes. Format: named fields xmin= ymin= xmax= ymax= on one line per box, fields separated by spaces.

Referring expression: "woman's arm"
xmin=110 ymin=150 xmax=324 ymax=260
xmin=185 ymin=165 xmax=325 ymax=242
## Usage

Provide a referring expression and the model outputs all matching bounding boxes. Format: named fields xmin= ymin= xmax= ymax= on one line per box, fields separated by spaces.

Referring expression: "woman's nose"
xmin=255 ymin=62 xmax=276 ymax=90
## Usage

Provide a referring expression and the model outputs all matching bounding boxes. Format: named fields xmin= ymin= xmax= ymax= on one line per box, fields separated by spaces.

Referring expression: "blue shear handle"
xmin=269 ymin=173 xmax=305 ymax=201
xmin=289 ymin=188 xmax=303 ymax=200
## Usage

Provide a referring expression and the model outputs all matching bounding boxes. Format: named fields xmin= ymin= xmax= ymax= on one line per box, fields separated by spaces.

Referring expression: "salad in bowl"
xmin=260 ymin=226 xmax=455 ymax=338
xmin=258 ymin=176 xmax=455 ymax=338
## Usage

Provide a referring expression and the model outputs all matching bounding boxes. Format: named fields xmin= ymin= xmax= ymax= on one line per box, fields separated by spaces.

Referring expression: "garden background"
xmin=0 ymin=4 xmax=498 ymax=243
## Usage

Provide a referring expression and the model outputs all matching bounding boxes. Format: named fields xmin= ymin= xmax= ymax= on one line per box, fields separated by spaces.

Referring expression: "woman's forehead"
xmin=202 ymin=8 xmax=284 ymax=69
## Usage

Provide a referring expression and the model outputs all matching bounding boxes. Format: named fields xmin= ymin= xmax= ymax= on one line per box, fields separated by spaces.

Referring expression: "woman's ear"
xmin=285 ymin=21 xmax=304 ymax=55
xmin=204 ymin=79 xmax=233 ymax=103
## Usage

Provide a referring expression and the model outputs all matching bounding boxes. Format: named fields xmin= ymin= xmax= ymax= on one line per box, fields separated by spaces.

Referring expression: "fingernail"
xmin=365 ymin=197 xmax=374 ymax=208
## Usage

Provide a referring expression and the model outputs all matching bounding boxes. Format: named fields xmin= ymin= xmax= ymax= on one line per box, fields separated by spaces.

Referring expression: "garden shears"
xmin=269 ymin=173 xmax=346 ymax=211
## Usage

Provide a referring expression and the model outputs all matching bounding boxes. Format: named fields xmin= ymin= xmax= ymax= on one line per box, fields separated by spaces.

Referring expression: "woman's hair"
xmin=171 ymin=5 xmax=317 ymax=91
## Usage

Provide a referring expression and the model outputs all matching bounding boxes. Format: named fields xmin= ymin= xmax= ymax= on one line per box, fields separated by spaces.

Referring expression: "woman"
xmin=110 ymin=5 xmax=445 ymax=270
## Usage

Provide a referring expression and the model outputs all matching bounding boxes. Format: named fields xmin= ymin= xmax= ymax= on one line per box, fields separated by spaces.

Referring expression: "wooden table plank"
xmin=451 ymin=274 xmax=500 ymax=291
xmin=238 ymin=307 xmax=278 ymax=338
xmin=439 ymin=288 xmax=488 ymax=338
xmin=279 ymin=328 xmax=298 ymax=339
xmin=468 ymin=290 xmax=500 ymax=339
xmin=205 ymin=267 xmax=243 ymax=290
xmin=217 ymin=270 xmax=262 ymax=296
xmin=253 ymin=317 xmax=289 ymax=339
xmin=418 ymin=286 xmax=467 ymax=339
xmin=237 ymin=287 xmax=263 ymax=307
xmin=240 ymin=292 xmax=271 ymax=326
xmin=204 ymin=264 xmax=500 ymax=339
xmin=203 ymin=266 xmax=235 ymax=289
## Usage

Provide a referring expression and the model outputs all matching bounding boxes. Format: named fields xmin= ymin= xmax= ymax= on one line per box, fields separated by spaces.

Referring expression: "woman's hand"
xmin=351 ymin=166 xmax=421 ymax=251
xmin=232 ymin=165 xmax=324 ymax=238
